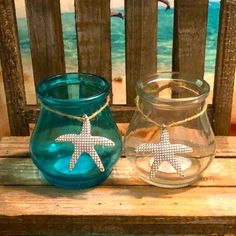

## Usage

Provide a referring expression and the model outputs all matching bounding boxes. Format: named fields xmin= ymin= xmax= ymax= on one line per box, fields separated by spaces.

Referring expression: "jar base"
xmin=42 ymin=170 xmax=112 ymax=190
xmin=139 ymin=174 xmax=202 ymax=188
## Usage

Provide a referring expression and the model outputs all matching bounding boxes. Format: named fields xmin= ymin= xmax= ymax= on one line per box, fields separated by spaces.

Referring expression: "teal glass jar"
xmin=30 ymin=73 xmax=122 ymax=189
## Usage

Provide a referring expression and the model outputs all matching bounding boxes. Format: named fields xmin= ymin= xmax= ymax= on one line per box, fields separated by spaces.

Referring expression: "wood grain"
xmin=0 ymin=0 xmax=29 ymax=135
xmin=75 ymin=0 xmax=112 ymax=84
xmin=172 ymin=0 xmax=209 ymax=78
xmin=25 ymin=0 xmax=65 ymax=85
xmin=1 ymin=158 xmax=236 ymax=187
xmin=24 ymin=104 xmax=137 ymax=124
xmin=213 ymin=0 xmax=236 ymax=135
xmin=1 ymin=133 xmax=236 ymax=158
xmin=0 ymin=67 xmax=10 ymax=137
xmin=125 ymin=0 xmax=157 ymax=105
xmin=0 ymin=186 xmax=236 ymax=234
xmin=23 ymin=104 xmax=214 ymax=129
xmin=1 ymin=134 xmax=236 ymax=234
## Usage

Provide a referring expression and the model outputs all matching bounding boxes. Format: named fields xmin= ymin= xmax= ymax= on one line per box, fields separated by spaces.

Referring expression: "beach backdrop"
xmin=0 ymin=0 xmax=235 ymax=136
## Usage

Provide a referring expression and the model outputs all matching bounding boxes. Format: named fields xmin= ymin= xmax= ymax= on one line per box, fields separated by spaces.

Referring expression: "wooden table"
xmin=1 ymin=136 xmax=236 ymax=235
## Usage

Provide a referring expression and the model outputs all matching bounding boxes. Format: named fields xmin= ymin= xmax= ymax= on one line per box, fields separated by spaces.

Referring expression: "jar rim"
xmin=36 ymin=72 xmax=110 ymax=105
xmin=136 ymin=72 xmax=210 ymax=105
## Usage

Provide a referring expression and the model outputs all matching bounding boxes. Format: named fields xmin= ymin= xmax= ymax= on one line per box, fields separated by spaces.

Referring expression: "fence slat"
xmin=25 ymin=0 xmax=65 ymax=85
xmin=213 ymin=0 xmax=236 ymax=135
xmin=0 ymin=0 xmax=29 ymax=135
xmin=24 ymin=104 xmax=214 ymax=125
xmin=172 ymin=0 xmax=208 ymax=78
xmin=75 ymin=0 xmax=111 ymax=84
xmin=24 ymin=105 xmax=135 ymax=124
xmin=125 ymin=0 xmax=157 ymax=105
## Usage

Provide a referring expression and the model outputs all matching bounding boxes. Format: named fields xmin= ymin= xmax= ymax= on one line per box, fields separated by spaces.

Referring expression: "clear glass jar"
xmin=30 ymin=73 xmax=122 ymax=189
xmin=124 ymin=72 xmax=215 ymax=188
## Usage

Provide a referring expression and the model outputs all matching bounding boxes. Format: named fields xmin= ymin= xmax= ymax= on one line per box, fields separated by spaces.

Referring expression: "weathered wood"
xmin=75 ymin=0 xmax=112 ymax=84
xmin=111 ymin=105 xmax=136 ymax=123
xmin=23 ymin=104 xmax=136 ymax=123
xmin=0 ymin=132 xmax=117 ymax=157
xmin=0 ymin=0 xmax=29 ymax=135
xmin=213 ymin=0 xmax=236 ymax=135
xmin=125 ymin=0 xmax=157 ymax=105
xmin=0 ymin=68 xmax=10 ymax=137
xmin=1 ymin=134 xmax=236 ymax=235
xmin=0 ymin=135 xmax=236 ymax=158
xmin=0 ymin=217 xmax=235 ymax=236
xmin=0 ymin=136 xmax=30 ymax=143
xmin=172 ymin=0 xmax=209 ymax=78
xmin=1 ymin=157 xmax=236 ymax=187
xmin=25 ymin=0 xmax=65 ymax=85
xmin=1 ymin=186 xmax=236 ymax=235
xmin=23 ymin=104 xmax=214 ymax=126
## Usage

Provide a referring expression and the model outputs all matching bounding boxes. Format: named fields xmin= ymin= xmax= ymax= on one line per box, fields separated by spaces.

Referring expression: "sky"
xmin=15 ymin=0 xmax=220 ymax=18
xmin=15 ymin=0 xmax=125 ymax=18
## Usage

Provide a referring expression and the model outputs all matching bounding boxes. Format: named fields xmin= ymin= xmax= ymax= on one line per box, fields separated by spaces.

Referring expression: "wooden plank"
xmin=0 ymin=134 xmax=236 ymax=158
xmin=0 ymin=136 xmax=30 ymax=144
xmin=111 ymin=105 xmax=136 ymax=122
xmin=25 ymin=0 xmax=65 ymax=85
xmin=1 ymin=157 xmax=236 ymax=187
xmin=75 ymin=0 xmax=112 ymax=84
xmin=24 ymin=104 xmax=136 ymax=123
xmin=213 ymin=0 xmax=236 ymax=135
xmin=0 ymin=67 xmax=10 ymax=137
xmin=125 ymin=0 xmax=157 ymax=105
xmin=172 ymin=0 xmax=209 ymax=78
xmin=0 ymin=0 xmax=29 ymax=135
xmin=23 ymin=101 xmax=214 ymax=125
xmin=0 ymin=186 xmax=236 ymax=234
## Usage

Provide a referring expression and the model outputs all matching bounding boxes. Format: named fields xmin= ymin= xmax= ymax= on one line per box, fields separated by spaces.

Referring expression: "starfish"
xmin=55 ymin=116 xmax=115 ymax=171
xmin=136 ymin=129 xmax=193 ymax=179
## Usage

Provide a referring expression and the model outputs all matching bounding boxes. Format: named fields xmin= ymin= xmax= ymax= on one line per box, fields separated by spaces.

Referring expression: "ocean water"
xmin=16 ymin=2 xmax=220 ymax=77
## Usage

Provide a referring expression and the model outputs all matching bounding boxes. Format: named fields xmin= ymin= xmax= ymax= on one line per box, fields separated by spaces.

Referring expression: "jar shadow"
xmin=2 ymin=157 xmax=195 ymax=199
xmin=110 ymin=185 xmax=195 ymax=199
xmin=1 ymin=157 xmax=102 ymax=198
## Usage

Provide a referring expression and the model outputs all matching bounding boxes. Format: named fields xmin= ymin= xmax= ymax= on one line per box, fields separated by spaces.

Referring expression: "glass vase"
xmin=124 ymin=72 xmax=215 ymax=188
xmin=30 ymin=73 xmax=122 ymax=189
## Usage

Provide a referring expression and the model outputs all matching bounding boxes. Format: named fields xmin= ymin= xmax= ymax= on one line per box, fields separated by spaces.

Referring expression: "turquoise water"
xmin=17 ymin=2 xmax=220 ymax=76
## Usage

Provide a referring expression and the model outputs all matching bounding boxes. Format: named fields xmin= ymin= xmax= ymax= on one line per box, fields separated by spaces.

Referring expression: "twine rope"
xmin=41 ymin=96 xmax=110 ymax=121
xmin=135 ymin=96 xmax=208 ymax=128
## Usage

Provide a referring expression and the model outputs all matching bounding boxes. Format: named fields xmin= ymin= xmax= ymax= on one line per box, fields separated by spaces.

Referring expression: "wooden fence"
xmin=0 ymin=0 xmax=236 ymax=136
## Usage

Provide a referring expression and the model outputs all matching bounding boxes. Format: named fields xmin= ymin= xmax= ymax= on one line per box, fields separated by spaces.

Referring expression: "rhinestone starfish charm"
xmin=136 ymin=129 xmax=193 ymax=179
xmin=55 ymin=115 xmax=115 ymax=171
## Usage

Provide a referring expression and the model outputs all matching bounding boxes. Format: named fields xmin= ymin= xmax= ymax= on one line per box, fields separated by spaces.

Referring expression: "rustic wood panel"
xmin=110 ymin=105 xmax=136 ymax=122
xmin=125 ymin=0 xmax=157 ymax=105
xmin=23 ymin=104 xmax=214 ymax=126
xmin=0 ymin=135 xmax=236 ymax=158
xmin=213 ymin=0 xmax=236 ymax=135
xmin=1 ymin=186 xmax=236 ymax=235
xmin=0 ymin=0 xmax=29 ymax=135
xmin=25 ymin=0 xmax=65 ymax=85
xmin=23 ymin=104 xmax=136 ymax=123
xmin=1 ymin=135 xmax=236 ymax=235
xmin=172 ymin=0 xmax=209 ymax=78
xmin=1 ymin=157 xmax=236 ymax=187
xmin=75 ymin=0 xmax=112 ymax=84
xmin=0 ymin=67 xmax=10 ymax=137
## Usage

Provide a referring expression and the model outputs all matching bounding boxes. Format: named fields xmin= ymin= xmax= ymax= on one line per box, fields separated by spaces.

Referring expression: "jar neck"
xmin=37 ymin=73 xmax=110 ymax=116
xmin=138 ymin=96 xmax=206 ymax=127
xmin=41 ymin=96 xmax=109 ymax=117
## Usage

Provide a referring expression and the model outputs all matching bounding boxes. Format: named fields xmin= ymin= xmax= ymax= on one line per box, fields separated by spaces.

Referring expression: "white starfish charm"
xmin=55 ymin=115 xmax=115 ymax=172
xmin=136 ymin=129 xmax=193 ymax=179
